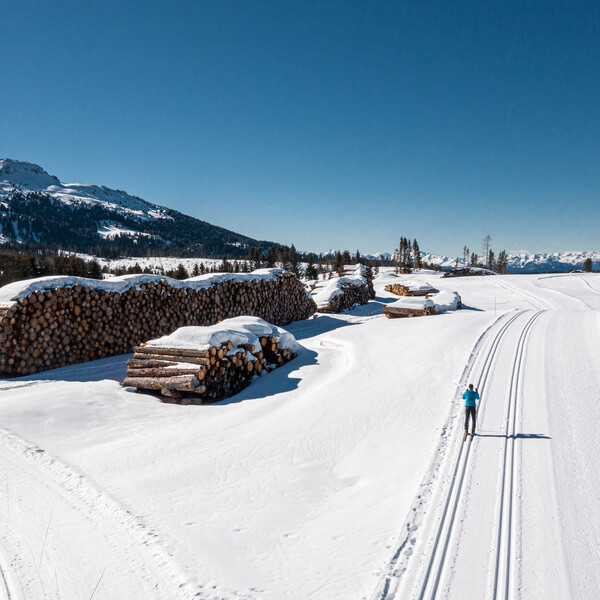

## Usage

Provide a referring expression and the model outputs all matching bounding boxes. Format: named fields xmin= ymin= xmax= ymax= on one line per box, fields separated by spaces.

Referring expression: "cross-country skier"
xmin=463 ymin=384 xmax=479 ymax=439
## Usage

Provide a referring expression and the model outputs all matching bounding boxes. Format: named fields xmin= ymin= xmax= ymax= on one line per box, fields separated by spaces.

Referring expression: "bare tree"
xmin=482 ymin=234 xmax=492 ymax=259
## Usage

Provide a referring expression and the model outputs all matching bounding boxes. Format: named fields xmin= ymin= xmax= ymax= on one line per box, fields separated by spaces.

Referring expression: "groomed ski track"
xmin=371 ymin=274 xmax=600 ymax=600
xmin=370 ymin=309 xmax=539 ymax=600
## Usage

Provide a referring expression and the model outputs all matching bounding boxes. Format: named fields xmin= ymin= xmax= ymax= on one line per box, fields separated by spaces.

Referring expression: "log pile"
xmin=312 ymin=264 xmax=375 ymax=313
xmin=0 ymin=270 xmax=315 ymax=377
xmin=384 ymin=282 xmax=436 ymax=296
xmin=382 ymin=297 xmax=436 ymax=318
xmin=122 ymin=318 xmax=298 ymax=404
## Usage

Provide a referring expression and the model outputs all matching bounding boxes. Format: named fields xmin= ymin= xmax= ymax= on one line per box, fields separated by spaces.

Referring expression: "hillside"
xmin=0 ymin=159 xmax=279 ymax=258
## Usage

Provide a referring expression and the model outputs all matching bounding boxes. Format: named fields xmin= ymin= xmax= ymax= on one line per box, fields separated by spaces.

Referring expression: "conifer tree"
xmin=470 ymin=252 xmax=478 ymax=267
xmin=289 ymin=244 xmax=300 ymax=275
xmin=305 ymin=253 xmax=318 ymax=280
xmin=173 ymin=263 xmax=189 ymax=279
xmin=487 ymin=249 xmax=495 ymax=271
xmin=266 ymin=245 xmax=277 ymax=268
xmin=413 ymin=239 xmax=422 ymax=269
xmin=192 ymin=262 xmax=200 ymax=277
xmin=219 ymin=254 xmax=232 ymax=273
xmin=333 ymin=251 xmax=343 ymax=275
xmin=497 ymin=250 xmax=508 ymax=274
xmin=87 ymin=259 xmax=103 ymax=280
xmin=583 ymin=257 xmax=593 ymax=272
xmin=354 ymin=250 xmax=361 ymax=265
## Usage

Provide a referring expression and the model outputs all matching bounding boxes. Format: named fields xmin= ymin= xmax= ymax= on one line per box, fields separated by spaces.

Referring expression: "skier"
xmin=462 ymin=383 xmax=479 ymax=439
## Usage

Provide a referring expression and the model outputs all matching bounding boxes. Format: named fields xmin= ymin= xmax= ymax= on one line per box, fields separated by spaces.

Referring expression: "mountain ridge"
xmin=0 ymin=159 xmax=279 ymax=257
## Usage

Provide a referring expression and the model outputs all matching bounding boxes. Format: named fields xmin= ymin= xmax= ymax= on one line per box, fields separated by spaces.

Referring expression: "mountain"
xmin=0 ymin=159 xmax=279 ymax=258
xmin=421 ymin=251 xmax=599 ymax=273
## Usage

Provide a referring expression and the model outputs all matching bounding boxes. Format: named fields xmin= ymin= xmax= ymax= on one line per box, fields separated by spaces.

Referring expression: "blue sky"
xmin=1 ymin=1 xmax=599 ymax=256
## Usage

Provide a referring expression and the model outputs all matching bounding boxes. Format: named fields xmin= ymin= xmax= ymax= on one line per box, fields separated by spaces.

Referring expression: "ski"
xmin=464 ymin=431 xmax=468 ymax=441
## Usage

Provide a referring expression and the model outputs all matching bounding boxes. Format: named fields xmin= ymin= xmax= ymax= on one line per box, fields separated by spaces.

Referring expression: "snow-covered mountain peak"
xmin=0 ymin=159 xmax=61 ymax=190
xmin=0 ymin=158 xmax=171 ymax=221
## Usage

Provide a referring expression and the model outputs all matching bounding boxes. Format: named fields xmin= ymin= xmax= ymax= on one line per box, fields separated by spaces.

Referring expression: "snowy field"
xmin=0 ymin=270 xmax=599 ymax=599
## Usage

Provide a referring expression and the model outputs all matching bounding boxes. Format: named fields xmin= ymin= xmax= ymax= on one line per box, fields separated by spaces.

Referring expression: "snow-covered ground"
xmin=0 ymin=270 xmax=599 ymax=598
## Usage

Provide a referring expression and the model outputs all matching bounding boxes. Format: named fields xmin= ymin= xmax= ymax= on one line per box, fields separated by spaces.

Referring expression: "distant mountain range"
xmin=319 ymin=250 xmax=598 ymax=272
xmin=420 ymin=251 xmax=599 ymax=273
xmin=0 ymin=159 xmax=279 ymax=257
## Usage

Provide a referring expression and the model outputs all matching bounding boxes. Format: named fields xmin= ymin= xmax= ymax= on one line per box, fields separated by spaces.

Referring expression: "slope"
xmin=0 ymin=159 xmax=278 ymax=257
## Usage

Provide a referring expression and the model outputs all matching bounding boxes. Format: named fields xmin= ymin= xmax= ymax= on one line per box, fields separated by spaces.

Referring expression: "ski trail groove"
xmin=0 ymin=544 xmax=18 ymax=600
xmin=0 ymin=428 xmax=195 ymax=600
xmin=369 ymin=309 xmax=524 ymax=600
xmin=491 ymin=311 xmax=543 ymax=600
xmin=417 ymin=312 xmax=540 ymax=600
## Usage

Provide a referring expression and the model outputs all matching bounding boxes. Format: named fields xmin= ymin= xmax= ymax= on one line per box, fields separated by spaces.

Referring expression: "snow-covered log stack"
xmin=382 ymin=290 xmax=461 ymax=318
xmin=382 ymin=297 xmax=436 ymax=318
xmin=311 ymin=264 xmax=375 ymax=313
xmin=122 ymin=317 xmax=298 ymax=403
xmin=0 ymin=269 xmax=315 ymax=377
xmin=384 ymin=281 xmax=437 ymax=296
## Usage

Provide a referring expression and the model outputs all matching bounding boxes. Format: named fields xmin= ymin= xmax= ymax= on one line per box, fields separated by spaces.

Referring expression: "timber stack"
xmin=122 ymin=316 xmax=298 ymax=404
xmin=384 ymin=281 xmax=436 ymax=296
xmin=382 ymin=297 xmax=436 ymax=318
xmin=0 ymin=270 xmax=315 ymax=377
xmin=311 ymin=263 xmax=375 ymax=313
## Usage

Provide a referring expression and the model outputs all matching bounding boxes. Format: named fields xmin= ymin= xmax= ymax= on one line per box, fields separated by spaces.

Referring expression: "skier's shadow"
xmin=476 ymin=433 xmax=551 ymax=440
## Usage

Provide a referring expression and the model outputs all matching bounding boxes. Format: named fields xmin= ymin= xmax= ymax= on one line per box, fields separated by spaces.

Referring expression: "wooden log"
xmin=132 ymin=352 xmax=211 ymax=365
xmin=126 ymin=367 xmax=204 ymax=377
xmin=134 ymin=345 xmax=212 ymax=358
xmin=126 ymin=359 xmax=179 ymax=369
xmin=122 ymin=375 xmax=204 ymax=392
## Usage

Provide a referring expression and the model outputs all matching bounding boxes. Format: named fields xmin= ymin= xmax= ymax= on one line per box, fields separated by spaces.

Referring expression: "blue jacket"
xmin=463 ymin=389 xmax=479 ymax=407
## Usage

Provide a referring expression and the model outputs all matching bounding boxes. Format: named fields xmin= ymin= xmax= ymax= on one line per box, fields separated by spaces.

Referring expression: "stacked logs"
xmin=122 ymin=335 xmax=297 ymax=404
xmin=317 ymin=281 xmax=373 ymax=313
xmin=313 ymin=264 xmax=375 ymax=313
xmin=382 ymin=299 xmax=436 ymax=318
xmin=384 ymin=282 xmax=436 ymax=296
xmin=0 ymin=271 xmax=315 ymax=377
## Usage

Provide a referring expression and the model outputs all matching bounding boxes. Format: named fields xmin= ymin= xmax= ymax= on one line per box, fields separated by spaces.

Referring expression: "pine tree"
xmin=289 ymin=244 xmax=300 ymax=276
xmin=470 ymin=252 xmax=478 ymax=267
xmin=333 ymin=251 xmax=343 ymax=275
xmin=355 ymin=249 xmax=361 ymax=265
xmin=192 ymin=262 xmax=200 ymax=277
xmin=404 ymin=237 xmax=413 ymax=273
xmin=583 ymin=257 xmax=593 ymax=272
xmin=342 ymin=249 xmax=351 ymax=265
xmin=266 ymin=245 xmax=277 ymax=268
xmin=497 ymin=250 xmax=508 ymax=274
xmin=413 ymin=239 xmax=422 ymax=269
xmin=219 ymin=254 xmax=232 ymax=273
xmin=305 ymin=253 xmax=318 ymax=280
xmin=87 ymin=259 xmax=103 ymax=280
xmin=487 ymin=249 xmax=495 ymax=271
xmin=173 ymin=263 xmax=189 ymax=279
xmin=463 ymin=245 xmax=469 ymax=268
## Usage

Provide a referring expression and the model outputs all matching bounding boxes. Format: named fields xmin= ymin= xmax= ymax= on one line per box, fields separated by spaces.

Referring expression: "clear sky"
xmin=1 ymin=0 xmax=599 ymax=256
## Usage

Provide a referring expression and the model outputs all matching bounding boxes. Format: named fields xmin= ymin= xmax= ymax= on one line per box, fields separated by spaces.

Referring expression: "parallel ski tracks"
xmin=491 ymin=310 xmax=543 ymax=600
xmin=371 ymin=309 xmax=543 ymax=600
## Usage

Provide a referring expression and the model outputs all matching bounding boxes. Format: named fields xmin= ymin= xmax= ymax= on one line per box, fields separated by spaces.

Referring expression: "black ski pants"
xmin=464 ymin=406 xmax=476 ymax=433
